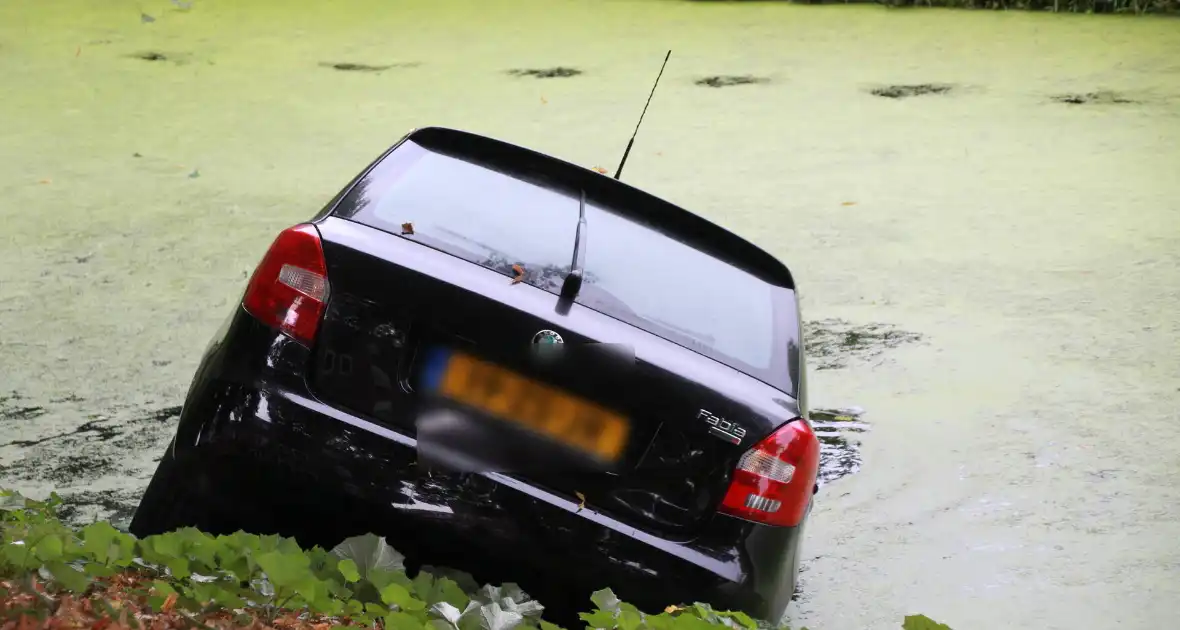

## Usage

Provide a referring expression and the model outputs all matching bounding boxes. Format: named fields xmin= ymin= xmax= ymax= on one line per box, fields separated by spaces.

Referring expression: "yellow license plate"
xmin=436 ymin=352 xmax=630 ymax=462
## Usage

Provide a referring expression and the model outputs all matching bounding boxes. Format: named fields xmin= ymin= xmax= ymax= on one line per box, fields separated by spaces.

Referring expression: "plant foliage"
xmin=0 ymin=489 xmax=955 ymax=630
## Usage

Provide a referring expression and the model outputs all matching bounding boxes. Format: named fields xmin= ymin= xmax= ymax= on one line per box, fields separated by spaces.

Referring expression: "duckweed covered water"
xmin=1 ymin=1 xmax=1178 ymax=629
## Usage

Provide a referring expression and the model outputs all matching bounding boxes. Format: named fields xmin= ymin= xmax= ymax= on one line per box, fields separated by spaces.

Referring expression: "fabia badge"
xmin=699 ymin=409 xmax=746 ymax=445
xmin=532 ymin=329 xmax=564 ymax=345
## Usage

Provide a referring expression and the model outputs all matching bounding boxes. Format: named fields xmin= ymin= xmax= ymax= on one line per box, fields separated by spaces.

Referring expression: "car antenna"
xmin=613 ymin=50 xmax=672 ymax=181
xmin=556 ymin=189 xmax=588 ymax=315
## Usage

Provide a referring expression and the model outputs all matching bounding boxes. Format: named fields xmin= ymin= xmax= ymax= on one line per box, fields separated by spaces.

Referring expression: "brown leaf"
xmin=511 ymin=264 xmax=525 ymax=285
xmin=540 ymin=96 xmax=548 ymax=104
xmin=160 ymin=593 xmax=177 ymax=613
xmin=591 ymin=166 xmax=608 ymax=175
xmin=37 ymin=178 xmax=51 ymax=185
xmin=575 ymin=491 xmax=586 ymax=512
xmin=665 ymin=605 xmax=684 ymax=614
xmin=400 ymin=222 xmax=414 ymax=235
xmin=841 ymin=201 xmax=857 ymax=206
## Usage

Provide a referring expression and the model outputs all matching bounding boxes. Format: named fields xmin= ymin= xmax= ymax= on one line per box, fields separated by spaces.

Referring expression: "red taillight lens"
xmin=242 ymin=224 xmax=329 ymax=347
xmin=719 ymin=418 xmax=819 ymax=527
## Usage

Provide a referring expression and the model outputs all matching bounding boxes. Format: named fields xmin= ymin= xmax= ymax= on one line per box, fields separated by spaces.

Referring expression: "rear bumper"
xmin=153 ymin=313 xmax=804 ymax=620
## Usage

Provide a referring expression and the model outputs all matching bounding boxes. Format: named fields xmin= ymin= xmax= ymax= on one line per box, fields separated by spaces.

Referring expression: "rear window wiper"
xmin=556 ymin=190 xmax=587 ymax=314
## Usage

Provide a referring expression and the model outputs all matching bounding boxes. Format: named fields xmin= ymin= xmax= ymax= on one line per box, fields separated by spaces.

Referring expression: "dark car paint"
xmin=133 ymin=126 xmax=814 ymax=624
xmin=326 ymin=127 xmax=797 ymax=293
xmin=146 ymin=311 xmax=807 ymax=622
xmin=330 ymin=132 xmax=802 ymax=398
xmin=308 ymin=217 xmax=803 ymax=536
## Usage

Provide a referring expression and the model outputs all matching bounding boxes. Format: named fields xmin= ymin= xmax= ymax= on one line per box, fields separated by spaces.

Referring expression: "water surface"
xmin=1 ymin=1 xmax=1178 ymax=628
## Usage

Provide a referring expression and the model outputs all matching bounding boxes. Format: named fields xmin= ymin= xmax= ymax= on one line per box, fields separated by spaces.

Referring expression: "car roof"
xmin=401 ymin=126 xmax=796 ymax=290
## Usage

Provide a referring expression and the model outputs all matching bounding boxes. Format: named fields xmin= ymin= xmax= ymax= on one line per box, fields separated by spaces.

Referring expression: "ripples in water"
xmin=810 ymin=406 xmax=869 ymax=487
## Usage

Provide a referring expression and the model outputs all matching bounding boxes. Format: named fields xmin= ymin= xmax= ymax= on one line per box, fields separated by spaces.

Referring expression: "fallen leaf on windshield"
xmin=841 ymin=201 xmax=858 ymax=206
xmin=37 ymin=178 xmax=52 ymax=185
xmin=575 ymin=491 xmax=586 ymax=512
xmin=511 ymin=264 xmax=525 ymax=284
xmin=541 ymin=96 xmax=548 ymax=104
xmin=592 ymin=166 xmax=608 ymax=175
xmin=401 ymin=222 xmax=414 ymax=235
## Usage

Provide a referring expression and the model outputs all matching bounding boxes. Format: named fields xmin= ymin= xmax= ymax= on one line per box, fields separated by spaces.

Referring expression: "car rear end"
xmin=132 ymin=127 xmax=818 ymax=623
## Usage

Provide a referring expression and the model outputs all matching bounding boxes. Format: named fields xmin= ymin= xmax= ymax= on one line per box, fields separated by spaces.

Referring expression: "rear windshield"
xmin=335 ymin=139 xmax=796 ymax=391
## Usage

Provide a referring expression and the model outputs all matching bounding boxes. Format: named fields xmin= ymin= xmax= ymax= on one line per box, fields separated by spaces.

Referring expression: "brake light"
xmin=242 ymin=224 xmax=329 ymax=346
xmin=719 ymin=418 xmax=819 ymax=527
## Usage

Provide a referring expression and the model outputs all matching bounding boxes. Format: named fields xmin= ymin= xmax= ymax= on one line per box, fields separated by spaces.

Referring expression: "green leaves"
xmin=43 ymin=560 xmax=91 ymax=592
xmin=414 ymin=571 xmax=471 ymax=610
xmin=31 ymin=533 xmax=65 ymax=562
xmin=256 ymin=548 xmax=312 ymax=589
xmin=902 ymin=615 xmax=954 ymax=630
xmin=381 ymin=582 xmax=426 ymax=612
xmin=331 ymin=533 xmax=405 ymax=580
xmin=338 ymin=558 xmax=362 ymax=583
xmin=385 ymin=610 xmax=428 ymax=630
xmin=0 ymin=487 xmax=957 ymax=630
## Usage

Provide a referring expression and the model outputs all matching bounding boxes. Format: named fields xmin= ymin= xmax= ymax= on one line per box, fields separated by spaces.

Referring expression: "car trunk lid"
xmin=309 ymin=217 xmax=800 ymax=538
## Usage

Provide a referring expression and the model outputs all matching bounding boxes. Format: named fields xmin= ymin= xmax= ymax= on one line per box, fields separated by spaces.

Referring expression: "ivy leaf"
xmin=419 ymin=566 xmax=481 ymax=595
xmin=294 ymin=577 xmax=325 ymax=609
xmin=590 ymin=588 xmax=621 ymax=614
xmin=718 ymin=611 xmax=758 ymax=630
xmin=174 ymin=527 xmax=219 ymax=570
xmin=0 ymin=490 xmax=27 ymax=512
xmin=386 ymin=611 xmax=427 ymax=630
xmin=80 ymin=521 xmax=120 ymax=563
xmin=671 ymin=615 xmax=717 ymax=630
xmin=345 ymin=599 xmax=366 ymax=616
xmin=691 ymin=603 xmax=717 ymax=623
xmin=44 ymin=560 xmax=91 ymax=592
xmin=365 ymin=602 xmax=389 ymax=617
xmin=338 ymin=558 xmax=361 ymax=583
xmin=382 ymin=582 xmax=426 ymax=611
xmin=32 ymin=534 xmax=64 ymax=561
xmin=618 ymin=608 xmax=643 ymax=630
xmin=501 ymin=598 xmax=543 ymax=619
xmin=578 ymin=609 xmax=617 ymax=629
xmin=430 ymin=602 xmax=463 ymax=627
xmin=479 ymin=602 xmax=523 ymax=630
xmin=331 ymin=534 xmax=405 ymax=581
xmin=416 ymin=575 xmax=469 ymax=609
xmin=1 ymin=543 xmax=35 ymax=570
xmin=256 ymin=550 xmax=312 ymax=590
xmin=902 ymin=615 xmax=954 ymax=630
xmin=166 ymin=556 xmax=191 ymax=580
xmin=314 ymin=593 xmax=346 ymax=617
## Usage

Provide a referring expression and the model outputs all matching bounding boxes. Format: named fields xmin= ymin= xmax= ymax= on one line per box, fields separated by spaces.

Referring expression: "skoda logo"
xmin=532 ymin=329 xmax=564 ymax=345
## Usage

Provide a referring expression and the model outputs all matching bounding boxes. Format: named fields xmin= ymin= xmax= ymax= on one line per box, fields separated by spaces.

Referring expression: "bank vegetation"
xmin=0 ymin=491 xmax=955 ymax=630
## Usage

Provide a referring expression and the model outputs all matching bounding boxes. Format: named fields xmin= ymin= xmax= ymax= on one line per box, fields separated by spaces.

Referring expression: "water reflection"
xmin=809 ymin=407 xmax=869 ymax=487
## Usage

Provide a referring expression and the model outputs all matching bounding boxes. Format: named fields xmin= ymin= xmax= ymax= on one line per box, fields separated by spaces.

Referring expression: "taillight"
xmin=242 ymin=224 xmax=329 ymax=347
xmin=719 ymin=419 xmax=819 ymax=527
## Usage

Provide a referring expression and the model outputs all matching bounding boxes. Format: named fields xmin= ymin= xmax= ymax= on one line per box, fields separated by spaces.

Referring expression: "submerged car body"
xmin=129 ymin=126 xmax=819 ymax=624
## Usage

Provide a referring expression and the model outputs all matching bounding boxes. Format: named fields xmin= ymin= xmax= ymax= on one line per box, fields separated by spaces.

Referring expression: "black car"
xmin=129 ymin=126 xmax=820 ymax=624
